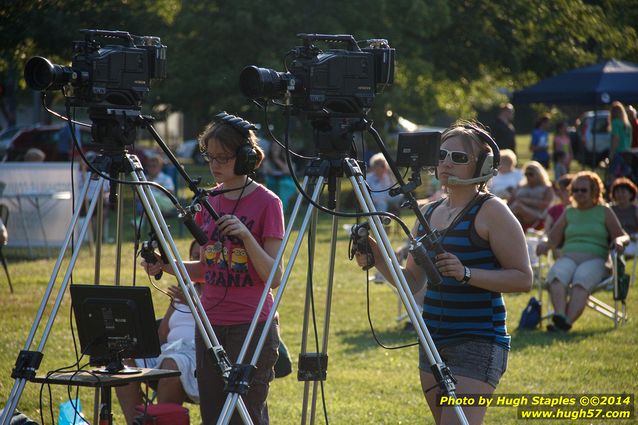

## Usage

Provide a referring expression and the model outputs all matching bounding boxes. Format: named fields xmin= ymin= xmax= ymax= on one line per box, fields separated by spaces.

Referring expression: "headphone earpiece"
xmin=214 ymin=112 xmax=259 ymax=176
xmin=464 ymin=124 xmax=500 ymax=180
xmin=473 ymin=151 xmax=497 ymax=179
xmin=234 ymin=143 xmax=259 ymax=175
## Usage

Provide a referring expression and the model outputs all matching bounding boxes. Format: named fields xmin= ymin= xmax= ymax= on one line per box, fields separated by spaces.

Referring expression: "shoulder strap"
xmin=424 ymin=198 xmax=446 ymax=221
xmin=439 ymin=192 xmax=488 ymax=240
xmin=416 ymin=198 xmax=446 ymax=237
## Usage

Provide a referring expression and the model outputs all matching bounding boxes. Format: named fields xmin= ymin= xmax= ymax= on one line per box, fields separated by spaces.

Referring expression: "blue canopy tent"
xmin=512 ymin=59 xmax=638 ymax=168
xmin=512 ymin=59 xmax=638 ymax=105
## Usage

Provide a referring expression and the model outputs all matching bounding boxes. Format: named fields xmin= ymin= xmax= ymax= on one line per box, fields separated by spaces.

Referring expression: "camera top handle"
xmin=297 ymin=33 xmax=360 ymax=51
xmin=80 ymin=29 xmax=136 ymax=46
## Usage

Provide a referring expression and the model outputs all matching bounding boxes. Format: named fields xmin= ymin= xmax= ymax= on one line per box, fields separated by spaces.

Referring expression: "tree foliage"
xmin=1 ymin=0 xmax=637 ymax=131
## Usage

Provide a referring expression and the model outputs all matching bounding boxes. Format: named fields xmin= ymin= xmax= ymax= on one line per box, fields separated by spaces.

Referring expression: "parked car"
xmin=5 ymin=123 xmax=92 ymax=161
xmin=0 ymin=125 xmax=28 ymax=158
xmin=578 ymin=110 xmax=610 ymax=165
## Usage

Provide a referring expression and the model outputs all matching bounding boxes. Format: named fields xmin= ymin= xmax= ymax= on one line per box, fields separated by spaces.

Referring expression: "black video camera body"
xmin=240 ymin=34 xmax=394 ymax=115
xmin=25 ymin=29 xmax=166 ymax=109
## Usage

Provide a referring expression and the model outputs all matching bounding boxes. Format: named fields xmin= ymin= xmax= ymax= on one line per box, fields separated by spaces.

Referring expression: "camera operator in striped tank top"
xmin=355 ymin=120 xmax=532 ymax=425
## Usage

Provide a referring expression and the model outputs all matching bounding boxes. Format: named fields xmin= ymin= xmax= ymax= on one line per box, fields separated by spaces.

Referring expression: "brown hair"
xmin=197 ymin=119 xmax=265 ymax=170
xmin=569 ymin=171 xmax=605 ymax=205
xmin=440 ymin=120 xmax=492 ymax=162
xmin=555 ymin=173 xmax=573 ymax=190
xmin=610 ymin=177 xmax=638 ymax=202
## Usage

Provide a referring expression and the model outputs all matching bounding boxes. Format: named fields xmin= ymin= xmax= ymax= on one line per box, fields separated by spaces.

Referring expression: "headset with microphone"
xmin=444 ymin=124 xmax=501 ymax=186
xmin=213 ymin=112 xmax=260 ymax=176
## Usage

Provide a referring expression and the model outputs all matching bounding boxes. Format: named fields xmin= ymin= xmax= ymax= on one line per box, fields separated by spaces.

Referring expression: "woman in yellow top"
xmin=536 ymin=171 xmax=628 ymax=331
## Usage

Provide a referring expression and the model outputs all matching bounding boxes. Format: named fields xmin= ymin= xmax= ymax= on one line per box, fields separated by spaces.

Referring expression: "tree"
xmin=0 ymin=0 xmax=178 ymax=125
xmin=2 ymin=0 xmax=638 ymax=132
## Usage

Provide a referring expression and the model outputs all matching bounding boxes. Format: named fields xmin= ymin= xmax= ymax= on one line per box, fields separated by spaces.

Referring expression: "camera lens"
xmin=239 ymin=66 xmax=291 ymax=99
xmin=24 ymin=56 xmax=73 ymax=91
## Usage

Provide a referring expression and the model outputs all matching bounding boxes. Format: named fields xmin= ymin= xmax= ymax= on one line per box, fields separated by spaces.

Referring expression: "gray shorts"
xmin=419 ymin=339 xmax=508 ymax=388
xmin=546 ymin=255 xmax=609 ymax=292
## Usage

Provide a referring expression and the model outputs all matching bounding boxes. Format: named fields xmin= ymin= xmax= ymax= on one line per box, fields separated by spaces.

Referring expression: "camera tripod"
xmin=216 ymin=152 xmax=469 ymax=425
xmin=0 ymin=120 xmax=258 ymax=425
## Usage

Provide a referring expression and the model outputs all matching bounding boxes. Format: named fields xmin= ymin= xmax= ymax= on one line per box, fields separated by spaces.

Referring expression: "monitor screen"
xmin=396 ymin=131 xmax=441 ymax=168
xmin=70 ymin=284 xmax=161 ymax=374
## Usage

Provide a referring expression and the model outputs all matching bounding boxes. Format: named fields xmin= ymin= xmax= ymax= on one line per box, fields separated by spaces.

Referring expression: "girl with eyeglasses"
xmin=536 ymin=171 xmax=628 ymax=332
xmin=356 ymin=121 xmax=532 ymax=425
xmin=142 ymin=115 xmax=285 ymax=425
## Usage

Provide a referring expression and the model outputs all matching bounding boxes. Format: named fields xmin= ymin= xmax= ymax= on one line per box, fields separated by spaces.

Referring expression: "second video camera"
xmin=239 ymin=33 xmax=395 ymax=115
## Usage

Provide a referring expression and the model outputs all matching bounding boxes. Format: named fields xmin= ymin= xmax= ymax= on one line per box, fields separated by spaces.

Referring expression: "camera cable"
xmin=259 ymin=101 xmax=317 ymax=162
xmin=56 ymin=99 xmax=180 ymax=206
xmin=349 ymin=218 xmax=419 ymax=350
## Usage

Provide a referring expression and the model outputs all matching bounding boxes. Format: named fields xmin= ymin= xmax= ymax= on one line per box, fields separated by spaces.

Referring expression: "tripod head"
xmin=88 ymin=106 xmax=140 ymax=149
xmin=310 ymin=114 xmax=367 ymax=160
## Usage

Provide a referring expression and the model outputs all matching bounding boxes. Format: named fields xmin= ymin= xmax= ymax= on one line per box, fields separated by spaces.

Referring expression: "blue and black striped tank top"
xmin=419 ymin=193 xmax=510 ymax=350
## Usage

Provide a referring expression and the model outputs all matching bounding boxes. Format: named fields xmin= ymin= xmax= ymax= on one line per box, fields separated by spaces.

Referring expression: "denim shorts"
xmin=419 ymin=339 xmax=508 ymax=388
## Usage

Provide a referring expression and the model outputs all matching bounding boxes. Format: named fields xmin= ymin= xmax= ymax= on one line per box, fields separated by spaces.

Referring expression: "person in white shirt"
xmin=366 ymin=153 xmax=401 ymax=283
xmin=489 ymin=149 xmax=523 ymax=200
xmin=367 ymin=153 xmax=400 ymax=212
xmin=145 ymin=153 xmax=175 ymax=214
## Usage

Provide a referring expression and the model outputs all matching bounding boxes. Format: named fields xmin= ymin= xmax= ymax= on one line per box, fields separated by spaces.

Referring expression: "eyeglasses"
xmin=571 ymin=187 xmax=589 ymax=194
xmin=439 ymin=149 xmax=470 ymax=164
xmin=524 ymin=172 xmax=535 ymax=177
xmin=201 ymin=152 xmax=236 ymax=164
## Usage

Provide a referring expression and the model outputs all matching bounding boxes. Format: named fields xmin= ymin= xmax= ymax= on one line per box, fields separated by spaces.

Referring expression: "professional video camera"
xmin=24 ymin=29 xmax=166 ymax=147
xmin=239 ymin=33 xmax=394 ymax=115
xmin=24 ymin=29 xmax=166 ymax=110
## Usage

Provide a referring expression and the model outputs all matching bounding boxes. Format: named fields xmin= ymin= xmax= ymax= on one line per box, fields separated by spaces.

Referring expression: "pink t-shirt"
xmin=195 ymin=184 xmax=284 ymax=325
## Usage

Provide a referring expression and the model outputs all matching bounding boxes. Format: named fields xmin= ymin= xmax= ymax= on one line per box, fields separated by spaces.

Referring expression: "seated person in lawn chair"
xmin=508 ymin=161 xmax=554 ymax=232
xmin=535 ymin=171 xmax=628 ymax=332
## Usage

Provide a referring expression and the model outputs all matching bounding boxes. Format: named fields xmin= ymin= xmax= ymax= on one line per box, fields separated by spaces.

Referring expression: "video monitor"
xmin=395 ymin=131 xmax=441 ymax=168
xmin=70 ymin=284 xmax=161 ymax=374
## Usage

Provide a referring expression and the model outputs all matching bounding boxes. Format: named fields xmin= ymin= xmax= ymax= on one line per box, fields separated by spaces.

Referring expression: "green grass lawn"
xmin=0 ymin=215 xmax=636 ymax=425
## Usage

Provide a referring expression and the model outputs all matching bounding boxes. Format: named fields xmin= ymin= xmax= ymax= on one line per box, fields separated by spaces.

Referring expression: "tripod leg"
xmin=94 ymin=181 xmax=104 ymax=284
xmin=114 ymin=171 xmax=125 ymax=286
xmin=1 ymin=176 xmax=106 ymax=425
xmin=300 ymin=182 xmax=341 ymax=425
xmin=299 ymin=208 xmax=318 ymax=424
xmin=218 ymin=176 xmax=324 ymax=425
